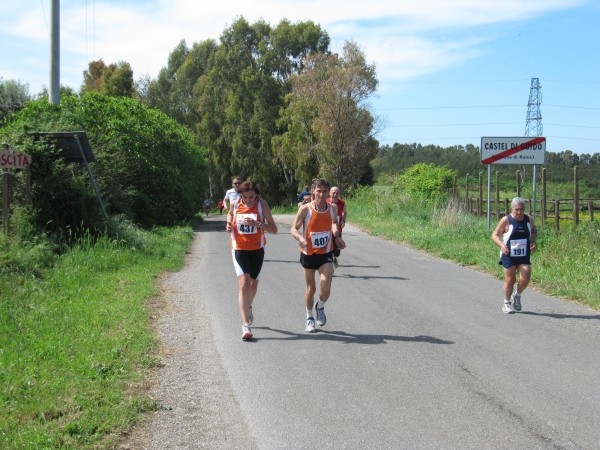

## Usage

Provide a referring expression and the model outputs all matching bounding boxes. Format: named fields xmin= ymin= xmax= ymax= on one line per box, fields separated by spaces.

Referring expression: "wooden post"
xmin=453 ymin=175 xmax=457 ymax=198
xmin=541 ymin=168 xmax=547 ymax=227
xmin=478 ymin=172 xmax=483 ymax=217
xmin=516 ymin=170 xmax=521 ymax=197
xmin=2 ymin=171 xmax=9 ymax=231
xmin=495 ymin=171 xmax=500 ymax=219
xmin=465 ymin=173 xmax=469 ymax=209
xmin=589 ymin=201 xmax=594 ymax=222
xmin=573 ymin=166 xmax=579 ymax=226
xmin=554 ymin=200 xmax=560 ymax=232
xmin=504 ymin=198 xmax=509 ymax=217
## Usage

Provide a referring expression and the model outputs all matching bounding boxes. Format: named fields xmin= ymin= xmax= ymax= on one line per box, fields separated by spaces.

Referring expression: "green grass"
xmin=348 ymin=187 xmax=600 ymax=310
xmin=1 ymin=223 xmax=194 ymax=448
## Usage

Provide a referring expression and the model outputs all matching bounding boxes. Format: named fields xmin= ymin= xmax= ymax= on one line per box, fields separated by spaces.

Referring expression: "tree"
xmin=82 ymin=60 xmax=135 ymax=97
xmin=82 ymin=60 xmax=106 ymax=92
xmin=193 ymin=17 xmax=330 ymax=202
xmin=141 ymin=39 xmax=218 ymax=129
xmin=0 ymin=78 xmax=30 ymax=123
xmin=276 ymin=40 xmax=379 ymax=192
xmin=102 ymin=61 xmax=135 ymax=97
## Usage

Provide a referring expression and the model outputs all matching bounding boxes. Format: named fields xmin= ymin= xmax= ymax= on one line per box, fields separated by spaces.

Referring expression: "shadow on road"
xmin=518 ymin=311 xmax=600 ymax=320
xmin=333 ymin=273 xmax=408 ymax=280
xmin=252 ymin=327 xmax=454 ymax=345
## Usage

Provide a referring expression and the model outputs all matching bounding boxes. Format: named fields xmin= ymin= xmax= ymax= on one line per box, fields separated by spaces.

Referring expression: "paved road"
xmin=131 ymin=214 xmax=600 ymax=449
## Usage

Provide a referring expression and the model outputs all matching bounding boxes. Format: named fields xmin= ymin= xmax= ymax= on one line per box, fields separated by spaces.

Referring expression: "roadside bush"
xmin=0 ymin=93 xmax=209 ymax=237
xmin=399 ymin=163 xmax=456 ymax=200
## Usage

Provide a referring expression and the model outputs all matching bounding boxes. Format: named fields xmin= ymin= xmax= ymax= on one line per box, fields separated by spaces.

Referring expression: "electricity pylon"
xmin=524 ymin=78 xmax=542 ymax=137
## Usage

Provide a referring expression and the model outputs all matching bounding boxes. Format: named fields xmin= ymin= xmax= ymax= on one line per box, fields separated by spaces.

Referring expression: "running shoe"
xmin=511 ymin=292 xmax=522 ymax=311
xmin=502 ymin=302 xmax=516 ymax=314
xmin=305 ymin=316 xmax=316 ymax=333
xmin=248 ymin=306 xmax=254 ymax=325
xmin=242 ymin=324 xmax=253 ymax=340
xmin=315 ymin=301 xmax=326 ymax=326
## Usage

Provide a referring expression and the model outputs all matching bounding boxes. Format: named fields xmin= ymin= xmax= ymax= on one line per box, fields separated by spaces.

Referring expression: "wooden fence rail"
xmin=454 ymin=166 xmax=599 ymax=231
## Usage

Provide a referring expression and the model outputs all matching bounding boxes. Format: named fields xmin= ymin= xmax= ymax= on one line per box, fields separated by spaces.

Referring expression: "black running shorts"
xmin=300 ymin=251 xmax=334 ymax=270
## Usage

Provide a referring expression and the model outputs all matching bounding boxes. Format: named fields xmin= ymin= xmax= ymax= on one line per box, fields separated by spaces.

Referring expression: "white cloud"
xmin=1 ymin=0 xmax=586 ymax=91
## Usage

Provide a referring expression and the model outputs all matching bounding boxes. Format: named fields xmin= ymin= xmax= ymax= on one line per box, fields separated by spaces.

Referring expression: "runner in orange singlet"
xmin=226 ymin=181 xmax=278 ymax=340
xmin=291 ymin=178 xmax=346 ymax=333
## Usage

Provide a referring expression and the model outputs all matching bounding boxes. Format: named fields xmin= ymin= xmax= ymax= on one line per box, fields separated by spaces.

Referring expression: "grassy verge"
xmin=348 ymin=186 xmax=600 ymax=310
xmin=0 ymin=223 xmax=194 ymax=448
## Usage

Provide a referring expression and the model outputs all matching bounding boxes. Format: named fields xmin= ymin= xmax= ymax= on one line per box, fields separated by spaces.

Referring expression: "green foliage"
xmin=0 ymin=93 xmax=208 ymax=237
xmin=372 ymin=142 xmax=600 ymax=198
xmin=398 ymin=163 xmax=456 ymax=200
xmin=0 ymin=224 xmax=193 ymax=448
xmin=276 ymin=41 xmax=378 ymax=193
xmin=147 ymin=17 xmax=332 ymax=204
xmin=81 ymin=60 xmax=135 ymax=98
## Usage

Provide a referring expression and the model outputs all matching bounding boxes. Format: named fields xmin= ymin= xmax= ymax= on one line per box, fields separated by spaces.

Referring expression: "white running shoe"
xmin=315 ymin=301 xmax=326 ymax=326
xmin=305 ymin=317 xmax=316 ymax=333
xmin=242 ymin=324 xmax=253 ymax=340
xmin=502 ymin=302 xmax=516 ymax=314
xmin=511 ymin=292 xmax=522 ymax=312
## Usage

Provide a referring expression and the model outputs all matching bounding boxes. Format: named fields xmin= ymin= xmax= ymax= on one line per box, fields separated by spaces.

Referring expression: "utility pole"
xmin=524 ymin=77 xmax=542 ymax=217
xmin=49 ymin=0 xmax=60 ymax=105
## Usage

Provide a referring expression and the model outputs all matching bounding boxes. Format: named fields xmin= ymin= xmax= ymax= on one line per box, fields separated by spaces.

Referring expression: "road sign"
xmin=0 ymin=148 xmax=31 ymax=169
xmin=481 ymin=137 xmax=546 ymax=165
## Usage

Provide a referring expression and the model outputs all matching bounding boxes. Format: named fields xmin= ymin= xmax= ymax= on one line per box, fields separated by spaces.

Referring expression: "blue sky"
xmin=1 ymin=0 xmax=599 ymax=154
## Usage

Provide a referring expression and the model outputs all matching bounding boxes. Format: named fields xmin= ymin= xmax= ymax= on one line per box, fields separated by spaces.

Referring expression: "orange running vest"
xmin=300 ymin=202 xmax=335 ymax=255
xmin=231 ymin=198 xmax=266 ymax=250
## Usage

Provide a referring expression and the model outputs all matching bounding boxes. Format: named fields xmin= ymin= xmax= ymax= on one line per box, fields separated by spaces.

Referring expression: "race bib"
xmin=510 ymin=239 xmax=528 ymax=257
xmin=310 ymin=230 xmax=330 ymax=248
xmin=236 ymin=213 xmax=258 ymax=234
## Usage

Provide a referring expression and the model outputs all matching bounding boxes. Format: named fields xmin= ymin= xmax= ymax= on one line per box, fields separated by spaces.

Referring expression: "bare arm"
xmin=259 ymin=199 xmax=278 ymax=234
xmin=225 ymin=207 xmax=234 ymax=233
xmin=491 ymin=216 xmax=509 ymax=255
xmin=290 ymin=204 xmax=309 ymax=248
xmin=528 ymin=216 xmax=537 ymax=252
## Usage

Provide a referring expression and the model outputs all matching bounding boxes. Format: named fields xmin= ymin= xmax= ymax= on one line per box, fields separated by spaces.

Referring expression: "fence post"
xmin=554 ymin=200 xmax=560 ymax=232
xmin=495 ymin=171 xmax=500 ymax=219
xmin=573 ymin=166 xmax=579 ymax=226
xmin=2 ymin=171 xmax=10 ymax=231
xmin=516 ymin=170 xmax=521 ymax=197
xmin=465 ymin=173 xmax=469 ymax=210
xmin=504 ymin=198 xmax=509 ymax=217
xmin=478 ymin=172 xmax=483 ymax=217
xmin=541 ymin=168 xmax=546 ymax=227
xmin=589 ymin=201 xmax=594 ymax=222
xmin=453 ymin=175 xmax=457 ymax=198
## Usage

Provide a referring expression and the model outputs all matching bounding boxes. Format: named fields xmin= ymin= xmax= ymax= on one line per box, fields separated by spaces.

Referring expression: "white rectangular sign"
xmin=481 ymin=137 xmax=546 ymax=165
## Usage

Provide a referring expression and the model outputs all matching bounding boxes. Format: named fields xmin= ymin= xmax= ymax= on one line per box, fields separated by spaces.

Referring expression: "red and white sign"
xmin=481 ymin=137 xmax=546 ymax=165
xmin=0 ymin=149 xmax=32 ymax=169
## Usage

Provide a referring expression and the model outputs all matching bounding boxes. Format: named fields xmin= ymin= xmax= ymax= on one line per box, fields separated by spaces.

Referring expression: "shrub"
xmin=399 ymin=163 xmax=456 ymax=200
xmin=0 ymin=93 xmax=209 ymax=237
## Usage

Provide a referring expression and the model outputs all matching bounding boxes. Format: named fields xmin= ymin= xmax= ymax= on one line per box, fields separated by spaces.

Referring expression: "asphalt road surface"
xmin=126 ymin=214 xmax=600 ymax=449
